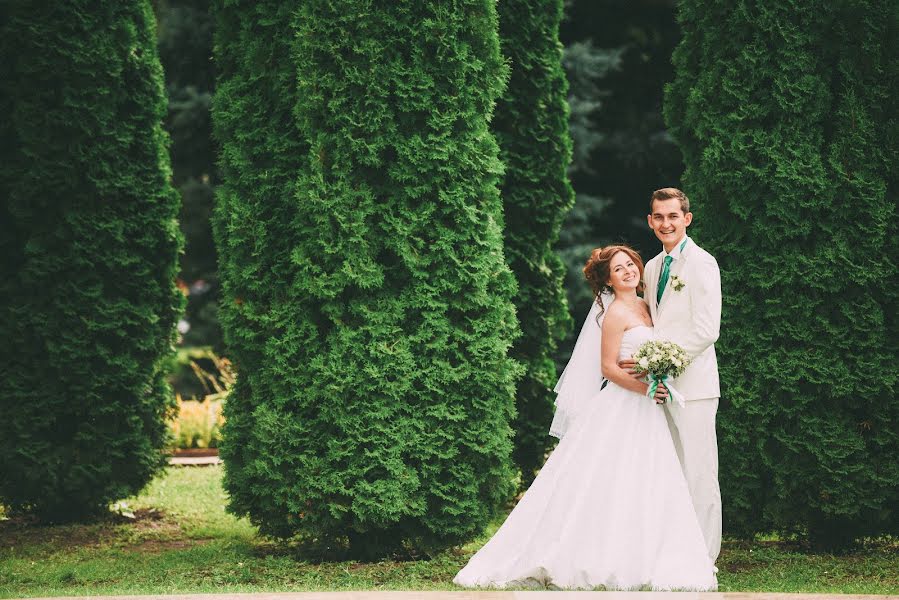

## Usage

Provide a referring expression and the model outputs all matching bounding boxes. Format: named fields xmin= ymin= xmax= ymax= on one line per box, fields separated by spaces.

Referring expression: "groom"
xmin=621 ymin=187 xmax=722 ymax=566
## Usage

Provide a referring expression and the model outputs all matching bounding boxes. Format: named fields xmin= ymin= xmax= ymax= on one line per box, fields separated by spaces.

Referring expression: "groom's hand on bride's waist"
xmin=618 ymin=358 xmax=642 ymax=379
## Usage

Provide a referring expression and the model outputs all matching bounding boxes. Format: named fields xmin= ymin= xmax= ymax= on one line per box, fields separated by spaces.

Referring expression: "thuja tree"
xmin=212 ymin=0 xmax=308 ymax=542
xmin=213 ymin=1 xmax=521 ymax=556
xmin=666 ymin=0 xmax=898 ymax=547
xmin=0 ymin=2 xmax=183 ymax=520
xmin=495 ymin=0 xmax=575 ymax=485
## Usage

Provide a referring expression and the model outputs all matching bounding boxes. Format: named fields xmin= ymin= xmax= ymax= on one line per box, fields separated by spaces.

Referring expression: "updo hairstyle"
xmin=583 ymin=244 xmax=645 ymax=316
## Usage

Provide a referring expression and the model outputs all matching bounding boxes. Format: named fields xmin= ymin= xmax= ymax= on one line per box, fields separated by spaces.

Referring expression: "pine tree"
xmin=494 ymin=0 xmax=575 ymax=485
xmin=555 ymin=0 xmax=682 ymax=371
xmin=0 ymin=1 xmax=183 ymax=520
xmin=213 ymin=1 xmax=521 ymax=556
xmin=666 ymin=0 xmax=899 ymax=546
xmin=559 ymin=0 xmax=683 ymax=259
xmin=155 ymin=0 xmax=221 ymax=350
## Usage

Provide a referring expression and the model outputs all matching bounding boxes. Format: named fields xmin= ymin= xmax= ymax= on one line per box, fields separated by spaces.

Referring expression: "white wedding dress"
xmin=454 ymin=326 xmax=716 ymax=591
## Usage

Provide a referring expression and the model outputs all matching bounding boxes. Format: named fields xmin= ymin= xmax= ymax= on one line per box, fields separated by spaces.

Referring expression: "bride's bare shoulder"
xmin=602 ymin=302 xmax=628 ymax=330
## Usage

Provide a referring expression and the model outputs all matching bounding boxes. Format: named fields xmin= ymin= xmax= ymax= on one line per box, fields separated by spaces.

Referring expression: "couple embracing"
xmin=454 ymin=188 xmax=722 ymax=591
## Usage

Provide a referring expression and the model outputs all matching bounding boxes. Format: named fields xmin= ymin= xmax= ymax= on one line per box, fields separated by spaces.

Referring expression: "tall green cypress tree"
xmin=214 ymin=1 xmax=520 ymax=556
xmin=211 ymin=0 xmax=308 ymax=539
xmin=495 ymin=0 xmax=575 ymax=485
xmin=666 ymin=0 xmax=898 ymax=546
xmin=0 ymin=2 xmax=183 ymax=520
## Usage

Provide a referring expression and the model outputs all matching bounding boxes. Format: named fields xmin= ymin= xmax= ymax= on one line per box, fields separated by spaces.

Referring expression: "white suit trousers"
xmin=663 ymin=397 xmax=722 ymax=563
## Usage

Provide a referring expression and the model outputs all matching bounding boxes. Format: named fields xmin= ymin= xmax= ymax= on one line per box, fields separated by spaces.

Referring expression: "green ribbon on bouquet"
xmin=646 ymin=373 xmax=686 ymax=407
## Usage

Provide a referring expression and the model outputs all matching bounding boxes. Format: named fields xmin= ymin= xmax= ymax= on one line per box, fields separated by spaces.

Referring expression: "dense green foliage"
xmin=0 ymin=2 xmax=183 ymax=520
xmin=495 ymin=0 xmax=575 ymax=485
xmin=154 ymin=0 xmax=683 ymax=376
xmin=213 ymin=1 xmax=521 ymax=556
xmin=666 ymin=0 xmax=899 ymax=547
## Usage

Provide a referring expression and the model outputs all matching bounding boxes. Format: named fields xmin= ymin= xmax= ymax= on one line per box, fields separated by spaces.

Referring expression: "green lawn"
xmin=1 ymin=465 xmax=896 ymax=597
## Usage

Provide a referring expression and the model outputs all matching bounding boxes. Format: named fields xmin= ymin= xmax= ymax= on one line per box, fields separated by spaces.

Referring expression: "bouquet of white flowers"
xmin=632 ymin=340 xmax=691 ymax=406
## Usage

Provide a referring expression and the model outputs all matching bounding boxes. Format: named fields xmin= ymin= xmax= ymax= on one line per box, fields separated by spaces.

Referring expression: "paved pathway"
xmin=169 ymin=454 xmax=221 ymax=466
xmin=20 ymin=592 xmax=899 ymax=600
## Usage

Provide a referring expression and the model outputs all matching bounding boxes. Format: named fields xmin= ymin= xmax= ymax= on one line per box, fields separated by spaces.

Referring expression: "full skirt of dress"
xmin=453 ymin=378 xmax=716 ymax=591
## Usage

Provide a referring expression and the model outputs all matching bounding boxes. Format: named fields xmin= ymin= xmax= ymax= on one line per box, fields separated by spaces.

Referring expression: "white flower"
xmin=177 ymin=318 xmax=191 ymax=334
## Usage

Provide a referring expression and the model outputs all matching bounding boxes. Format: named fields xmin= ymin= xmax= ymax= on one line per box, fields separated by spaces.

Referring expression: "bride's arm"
xmin=600 ymin=310 xmax=650 ymax=396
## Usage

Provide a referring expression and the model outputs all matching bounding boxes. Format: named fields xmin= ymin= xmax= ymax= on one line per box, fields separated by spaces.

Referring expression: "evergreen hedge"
xmin=0 ymin=2 xmax=183 ymax=520
xmin=665 ymin=0 xmax=898 ymax=547
xmin=495 ymin=0 xmax=575 ymax=485
xmin=213 ymin=1 xmax=521 ymax=556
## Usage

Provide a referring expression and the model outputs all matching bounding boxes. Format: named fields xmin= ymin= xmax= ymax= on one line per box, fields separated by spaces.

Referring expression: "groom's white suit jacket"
xmin=644 ymin=236 xmax=721 ymax=400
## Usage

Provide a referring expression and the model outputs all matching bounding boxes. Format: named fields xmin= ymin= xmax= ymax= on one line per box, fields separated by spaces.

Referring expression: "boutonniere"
xmin=670 ymin=275 xmax=686 ymax=292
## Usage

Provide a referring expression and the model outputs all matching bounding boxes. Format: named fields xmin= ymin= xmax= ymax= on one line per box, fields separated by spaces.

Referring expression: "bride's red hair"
xmin=583 ymin=245 xmax=645 ymax=315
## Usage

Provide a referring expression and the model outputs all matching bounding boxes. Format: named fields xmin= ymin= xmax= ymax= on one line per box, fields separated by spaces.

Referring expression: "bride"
xmin=453 ymin=245 xmax=716 ymax=591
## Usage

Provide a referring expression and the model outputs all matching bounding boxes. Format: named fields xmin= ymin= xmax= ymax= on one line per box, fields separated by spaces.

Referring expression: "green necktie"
xmin=656 ymin=255 xmax=673 ymax=305
xmin=657 ymin=238 xmax=688 ymax=305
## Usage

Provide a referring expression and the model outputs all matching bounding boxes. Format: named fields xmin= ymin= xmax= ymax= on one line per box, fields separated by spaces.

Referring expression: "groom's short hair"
xmin=650 ymin=187 xmax=690 ymax=214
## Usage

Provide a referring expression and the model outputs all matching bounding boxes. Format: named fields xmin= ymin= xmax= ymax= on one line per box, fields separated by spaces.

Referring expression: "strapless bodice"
xmin=619 ymin=325 xmax=653 ymax=360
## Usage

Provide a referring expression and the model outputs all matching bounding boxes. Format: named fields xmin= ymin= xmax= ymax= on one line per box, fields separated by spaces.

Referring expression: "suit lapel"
xmin=646 ymin=252 xmax=664 ymax=319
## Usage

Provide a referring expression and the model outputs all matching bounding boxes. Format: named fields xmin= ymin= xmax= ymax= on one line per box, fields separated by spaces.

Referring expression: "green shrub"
xmin=495 ymin=0 xmax=575 ymax=486
xmin=213 ymin=0 xmax=521 ymax=557
xmin=665 ymin=0 xmax=899 ymax=547
xmin=0 ymin=1 xmax=183 ymax=520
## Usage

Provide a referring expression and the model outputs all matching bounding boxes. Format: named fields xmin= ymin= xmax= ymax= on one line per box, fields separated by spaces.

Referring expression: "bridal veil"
xmin=549 ymin=291 xmax=613 ymax=439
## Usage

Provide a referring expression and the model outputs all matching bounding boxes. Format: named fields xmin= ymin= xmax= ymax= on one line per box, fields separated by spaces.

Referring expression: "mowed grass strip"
xmin=1 ymin=465 xmax=896 ymax=597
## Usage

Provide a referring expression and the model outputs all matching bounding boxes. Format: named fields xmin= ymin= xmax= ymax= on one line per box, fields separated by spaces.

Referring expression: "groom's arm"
xmin=678 ymin=254 xmax=721 ymax=358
